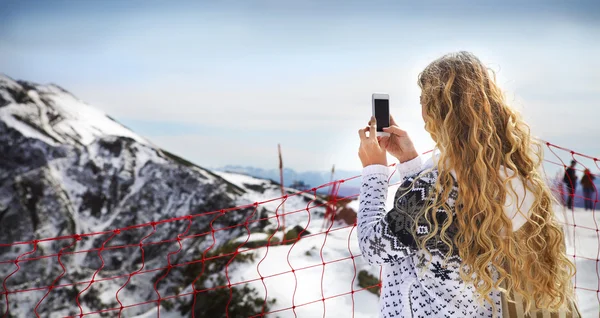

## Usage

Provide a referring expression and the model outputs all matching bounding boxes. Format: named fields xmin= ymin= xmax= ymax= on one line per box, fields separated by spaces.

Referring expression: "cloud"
xmin=2 ymin=1 xmax=599 ymax=172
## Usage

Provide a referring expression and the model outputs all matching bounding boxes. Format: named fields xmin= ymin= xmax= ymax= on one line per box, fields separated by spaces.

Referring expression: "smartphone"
xmin=372 ymin=93 xmax=390 ymax=137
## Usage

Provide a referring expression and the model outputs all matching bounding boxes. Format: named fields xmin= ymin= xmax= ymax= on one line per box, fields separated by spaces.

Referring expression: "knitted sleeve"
xmin=357 ymin=161 xmax=433 ymax=265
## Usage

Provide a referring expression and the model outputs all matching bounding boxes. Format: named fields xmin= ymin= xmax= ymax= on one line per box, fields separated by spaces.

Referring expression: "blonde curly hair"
xmin=416 ymin=51 xmax=575 ymax=313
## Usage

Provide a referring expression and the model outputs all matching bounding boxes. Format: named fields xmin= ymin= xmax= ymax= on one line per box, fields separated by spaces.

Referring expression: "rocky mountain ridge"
xmin=0 ymin=74 xmax=326 ymax=317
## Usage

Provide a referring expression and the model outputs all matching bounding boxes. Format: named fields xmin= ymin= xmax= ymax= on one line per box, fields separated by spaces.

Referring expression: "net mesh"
xmin=0 ymin=141 xmax=598 ymax=317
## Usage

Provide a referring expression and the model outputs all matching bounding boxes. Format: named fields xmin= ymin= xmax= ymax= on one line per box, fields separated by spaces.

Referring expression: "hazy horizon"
xmin=2 ymin=0 xmax=599 ymax=175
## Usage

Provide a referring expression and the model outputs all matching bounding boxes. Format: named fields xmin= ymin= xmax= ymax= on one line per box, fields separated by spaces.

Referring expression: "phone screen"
xmin=374 ymin=99 xmax=390 ymax=132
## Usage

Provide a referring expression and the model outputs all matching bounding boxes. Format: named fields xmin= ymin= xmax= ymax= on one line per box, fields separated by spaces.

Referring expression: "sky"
xmin=1 ymin=0 xmax=599 ymax=174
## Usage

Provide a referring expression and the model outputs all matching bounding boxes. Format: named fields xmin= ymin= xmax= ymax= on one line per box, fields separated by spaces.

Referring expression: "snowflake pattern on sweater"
xmin=358 ymin=162 xmax=502 ymax=318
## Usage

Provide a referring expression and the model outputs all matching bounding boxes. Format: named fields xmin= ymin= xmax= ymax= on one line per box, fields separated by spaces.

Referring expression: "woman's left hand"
xmin=358 ymin=117 xmax=388 ymax=168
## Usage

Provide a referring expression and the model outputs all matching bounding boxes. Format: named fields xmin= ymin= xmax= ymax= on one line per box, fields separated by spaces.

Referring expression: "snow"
xmin=129 ymin=307 xmax=183 ymax=318
xmin=0 ymin=74 xmax=21 ymax=90
xmin=234 ymin=232 xmax=270 ymax=243
xmin=42 ymin=91 xmax=149 ymax=146
xmin=227 ymin=220 xmax=378 ymax=318
xmin=210 ymin=170 xmax=380 ymax=317
xmin=554 ymin=207 xmax=600 ymax=317
xmin=0 ymin=78 xmax=150 ymax=147
xmin=217 ymin=171 xmax=267 ymax=187
xmin=236 ymin=226 xmax=378 ymax=317
xmin=214 ymin=171 xmax=326 ymax=230
xmin=221 ymin=175 xmax=600 ymax=317
xmin=346 ymin=199 xmax=359 ymax=213
xmin=0 ymin=104 xmax=59 ymax=146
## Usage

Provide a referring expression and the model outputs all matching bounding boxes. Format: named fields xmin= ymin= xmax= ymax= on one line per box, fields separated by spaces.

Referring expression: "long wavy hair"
xmin=416 ymin=51 xmax=575 ymax=313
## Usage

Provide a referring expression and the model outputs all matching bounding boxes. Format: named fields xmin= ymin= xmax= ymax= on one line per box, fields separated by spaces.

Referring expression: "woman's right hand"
xmin=379 ymin=115 xmax=419 ymax=163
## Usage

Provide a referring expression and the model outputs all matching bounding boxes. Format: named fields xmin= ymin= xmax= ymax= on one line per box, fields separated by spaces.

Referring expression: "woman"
xmin=357 ymin=52 xmax=575 ymax=317
xmin=581 ymin=168 xmax=596 ymax=211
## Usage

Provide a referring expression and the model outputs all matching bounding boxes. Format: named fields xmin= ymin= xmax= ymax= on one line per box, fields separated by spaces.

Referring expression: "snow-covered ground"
xmin=219 ymin=170 xmax=600 ymax=318
xmin=213 ymin=171 xmax=329 ymax=231
xmin=555 ymin=207 xmax=600 ymax=317
xmin=9 ymin=169 xmax=596 ymax=317
xmin=228 ymin=221 xmax=378 ymax=317
xmin=214 ymin=171 xmax=380 ymax=317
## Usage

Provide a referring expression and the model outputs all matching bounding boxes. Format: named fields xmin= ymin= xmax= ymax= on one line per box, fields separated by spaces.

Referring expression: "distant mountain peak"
xmin=0 ymin=74 xmax=149 ymax=146
xmin=0 ymin=75 xmax=282 ymax=316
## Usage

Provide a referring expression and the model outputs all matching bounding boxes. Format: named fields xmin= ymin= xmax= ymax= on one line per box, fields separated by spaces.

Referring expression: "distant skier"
xmin=563 ymin=160 xmax=578 ymax=209
xmin=581 ymin=168 xmax=596 ymax=211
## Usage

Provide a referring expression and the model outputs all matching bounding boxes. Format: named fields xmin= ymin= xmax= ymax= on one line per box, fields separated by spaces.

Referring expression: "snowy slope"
xmin=0 ymin=74 xmax=148 ymax=146
xmin=224 ymin=185 xmax=600 ymax=318
xmin=240 ymin=196 xmax=600 ymax=317
xmin=554 ymin=207 xmax=600 ymax=317
xmin=0 ymin=74 xmax=373 ymax=317
xmin=0 ymin=75 xmax=270 ymax=317
xmin=213 ymin=171 xmax=329 ymax=230
xmin=192 ymin=171 xmax=382 ymax=317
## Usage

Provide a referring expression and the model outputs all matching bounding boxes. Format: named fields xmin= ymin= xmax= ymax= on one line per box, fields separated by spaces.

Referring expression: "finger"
xmin=379 ymin=136 xmax=390 ymax=148
xmin=383 ymin=125 xmax=407 ymax=136
xmin=369 ymin=116 xmax=377 ymax=138
xmin=390 ymin=115 xmax=398 ymax=126
xmin=379 ymin=136 xmax=390 ymax=143
xmin=358 ymin=128 xmax=366 ymax=141
xmin=360 ymin=126 xmax=372 ymax=139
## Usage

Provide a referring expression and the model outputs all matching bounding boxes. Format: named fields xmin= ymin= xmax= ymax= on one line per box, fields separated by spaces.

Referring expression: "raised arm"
xmin=356 ymin=116 xmax=429 ymax=265
xmin=357 ymin=164 xmax=431 ymax=265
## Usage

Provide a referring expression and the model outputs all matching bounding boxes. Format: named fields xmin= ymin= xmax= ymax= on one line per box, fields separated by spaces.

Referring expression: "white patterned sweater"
xmin=358 ymin=154 xmax=534 ymax=318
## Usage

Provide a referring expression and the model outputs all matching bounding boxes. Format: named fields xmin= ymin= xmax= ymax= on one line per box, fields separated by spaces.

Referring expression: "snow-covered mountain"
xmin=0 ymin=74 xmax=338 ymax=317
